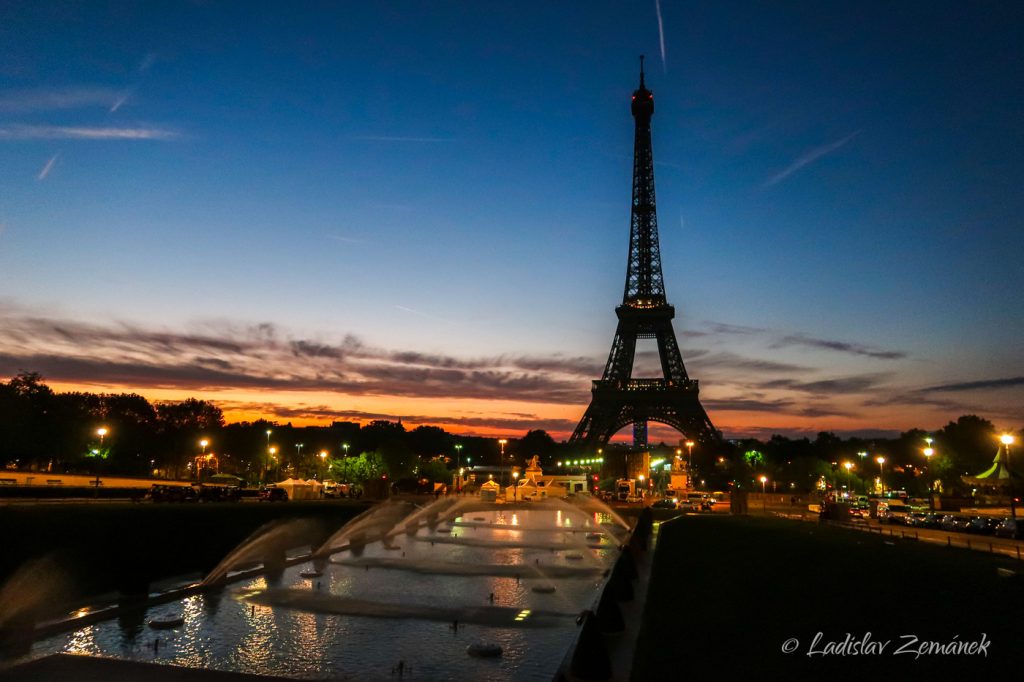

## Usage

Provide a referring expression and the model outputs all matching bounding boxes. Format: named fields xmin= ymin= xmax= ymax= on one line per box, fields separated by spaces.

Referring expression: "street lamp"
xmin=876 ymin=456 xmax=886 ymax=494
xmin=200 ymin=439 xmax=209 ymax=455
xmin=499 ymin=439 xmax=508 ymax=485
xmin=269 ymin=446 xmax=278 ymax=481
xmin=342 ymin=443 xmax=350 ymax=457
xmin=685 ymin=440 xmax=695 ymax=472
xmin=1001 ymin=434 xmax=1016 ymax=520
xmin=922 ymin=445 xmax=935 ymax=510
xmin=455 ymin=444 xmax=463 ymax=470
xmin=512 ymin=470 xmax=519 ymax=501
xmin=759 ymin=475 xmax=768 ymax=494
xmin=93 ymin=427 xmax=109 ymax=495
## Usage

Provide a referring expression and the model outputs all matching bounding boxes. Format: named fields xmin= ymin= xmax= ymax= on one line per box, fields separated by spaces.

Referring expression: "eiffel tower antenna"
xmin=569 ymin=66 xmax=718 ymax=450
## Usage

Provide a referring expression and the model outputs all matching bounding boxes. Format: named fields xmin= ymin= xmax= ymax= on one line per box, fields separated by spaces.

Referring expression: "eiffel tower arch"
xmin=569 ymin=59 xmax=718 ymax=450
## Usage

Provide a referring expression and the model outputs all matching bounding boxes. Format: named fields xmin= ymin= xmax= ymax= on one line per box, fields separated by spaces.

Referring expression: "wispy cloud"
xmin=0 ymin=307 xmax=602 ymax=405
xmin=772 ymin=334 xmax=906 ymax=360
xmin=920 ymin=376 xmax=1024 ymax=393
xmin=689 ymin=351 xmax=814 ymax=375
xmin=0 ymin=125 xmax=178 ymax=141
xmin=36 ymin=153 xmax=59 ymax=181
xmin=395 ymin=305 xmax=442 ymax=320
xmin=350 ymin=135 xmax=453 ymax=143
xmin=0 ymin=86 xmax=121 ymax=113
xmin=757 ymin=373 xmax=891 ymax=395
xmin=704 ymin=321 xmax=766 ymax=336
xmin=216 ymin=401 xmax=578 ymax=435
xmin=327 ymin=234 xmax=365 ymax=245
xmin=654 ymin=0 xmax=667 ymax=72
xmin=764 ymin=131 xmax=859 ymax=186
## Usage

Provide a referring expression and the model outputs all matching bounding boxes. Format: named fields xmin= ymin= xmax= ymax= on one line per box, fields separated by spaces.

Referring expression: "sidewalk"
xmin=605 ymin=521 xmax=658 ymax=682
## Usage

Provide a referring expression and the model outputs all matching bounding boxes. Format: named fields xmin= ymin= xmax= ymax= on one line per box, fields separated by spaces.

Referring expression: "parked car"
xmin=968 ymin=516 xmax=1001 ymax=535
xmin=879 ymin=506 xmax=909 ymax=524
xmin=940 ymin=514 xmax=971 ymax=532
xmin=904 ymin=511 xmax=929 ymax=527
xmin=258 ymin=486 xmax=288 ymax=502
xmin=994 ymin=518 xmax=1022 ymax=539
xmin=651 ymin=498 xmax=678 ymax=510
xmin=920 ymin=512 xmax=942 ymax=528
xmin=146 ymin=484 xmax=198 ymax=503
xmin=197 ymin=485 xmax=241 ymax=503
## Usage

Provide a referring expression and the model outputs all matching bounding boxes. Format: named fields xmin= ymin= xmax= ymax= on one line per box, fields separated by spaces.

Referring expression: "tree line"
xmin=1 ymin=372 xmax=1018 ymax=494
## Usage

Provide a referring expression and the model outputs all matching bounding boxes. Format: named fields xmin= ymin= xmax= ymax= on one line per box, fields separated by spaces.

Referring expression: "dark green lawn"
xmin=632 ymin=515 xmax=1024 ymax=680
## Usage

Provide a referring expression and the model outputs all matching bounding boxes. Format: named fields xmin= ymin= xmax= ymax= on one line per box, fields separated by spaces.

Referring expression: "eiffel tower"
xmin=569 ymin=58 xmax=717 ymax=449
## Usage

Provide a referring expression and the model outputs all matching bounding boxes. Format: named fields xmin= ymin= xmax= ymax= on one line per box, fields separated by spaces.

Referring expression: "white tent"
xmin=479 ymin=479 xmax=500 ymax=502
xmin=275 ymin=478 xmax=323 ymax=500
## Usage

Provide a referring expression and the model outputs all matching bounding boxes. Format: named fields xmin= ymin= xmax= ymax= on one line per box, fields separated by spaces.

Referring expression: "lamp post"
xmin=269 ymin=446 xmax=278 ymax=481
xmin=196 ymin=439 xmax=209 ymax=481
xmin=923 ymin=441 xmax=935 ymax=510
xmin=685 ymin=440 xmax=695 ymax=479
xmin=759 ymin=475 xmax=767 ymax=495
xmin=264 ymin=430 xmax=273 ymax=482
xmin=499 ymin=439 xmax=508 ymax=485
xmin=512 ymin=470 xmax=519 ymax=501
xmin=1001 ymin=434 xmax=1016 ymax=520
xmin=843 ymin=461 xmax=853 ymax=497
xmin=319 ymin=450 xmax=328 ymax=480
xmin=93 ymin=427 xmax=108 ymax=495
xmin=876 ymin=456 xmax=886 ymax=494
xmin=455 ymin=443 xmax=463 ymax=470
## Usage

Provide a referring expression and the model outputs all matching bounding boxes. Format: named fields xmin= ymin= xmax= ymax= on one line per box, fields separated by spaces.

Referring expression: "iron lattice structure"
xmin=570 ymin=60 xmax=718 ymax=449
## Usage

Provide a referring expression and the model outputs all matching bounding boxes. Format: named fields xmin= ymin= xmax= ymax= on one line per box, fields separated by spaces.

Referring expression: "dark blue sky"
xmin=1 ymin=1 xmax=1021 ymax=438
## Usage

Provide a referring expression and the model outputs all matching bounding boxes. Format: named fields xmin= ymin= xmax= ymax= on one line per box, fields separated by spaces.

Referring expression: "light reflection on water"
xmin=30 ymin=506 xmax=616 ymax=680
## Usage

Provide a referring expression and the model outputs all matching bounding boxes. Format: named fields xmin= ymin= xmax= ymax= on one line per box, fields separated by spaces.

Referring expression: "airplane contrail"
xmin=655 ymin=0 xmax=667 ymax=72
xmin=37 ymin=153 xmax=59 ymax=180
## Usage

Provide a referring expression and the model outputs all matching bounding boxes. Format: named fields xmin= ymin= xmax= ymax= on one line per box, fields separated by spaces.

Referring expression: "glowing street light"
xmin=759 ymin=475 xmax=768 ymax=494
xmin=342 ymin=443 xmax=350 ymax=457
xmin=512 ymin=470 xmax=519 ymax=501
xmin=455 ymin=443 xmax=463 ymax=471
xmin=1001 ymin=434 xmax=1017 ymax=520
xmin=499 ymin=438 xmax=508 ymax=485
xmin=92 ymin=427 xmax=109 ymax=496
xmin=200 ymin=439 xmax=209 ymax=455
xmin=876 ymin=456 xmax=886 ymax=493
